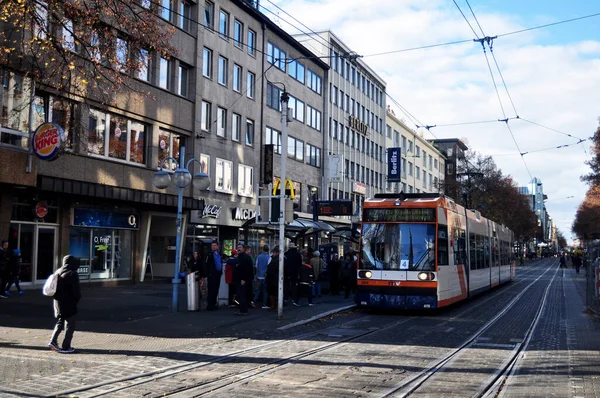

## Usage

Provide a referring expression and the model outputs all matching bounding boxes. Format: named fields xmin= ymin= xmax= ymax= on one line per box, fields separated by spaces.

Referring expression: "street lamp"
xmin=153 ymin=145 xmax=210 ymax=312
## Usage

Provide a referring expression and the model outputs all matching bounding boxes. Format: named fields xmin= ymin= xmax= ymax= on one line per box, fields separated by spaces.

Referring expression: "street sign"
xmin=318 ymin=200 xmax=353 ymax=216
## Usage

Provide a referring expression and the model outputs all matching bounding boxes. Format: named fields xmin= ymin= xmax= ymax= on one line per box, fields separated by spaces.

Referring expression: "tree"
xmin=572 ymin=185 xmax=600 ymax=239
xmin=0 ymin=0 xmax=176 ymax=103
xmin=556 ymin=230 xmax=567 ymax=249
xmin=581 ymin=125 xmax=600 ymax=186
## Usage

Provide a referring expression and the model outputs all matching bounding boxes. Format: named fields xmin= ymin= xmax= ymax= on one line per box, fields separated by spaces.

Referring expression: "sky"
xmin=261 ymin=0 xmax=600 ymax=244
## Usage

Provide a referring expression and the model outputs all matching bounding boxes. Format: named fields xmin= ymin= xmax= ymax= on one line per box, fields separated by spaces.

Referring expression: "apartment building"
xmin=294 ymin=31 xmax=387 ymax=218
xmin=0 ymin=0 xmax=327 ymax=285
xmin=385 ymin=108 xmax=446 ymax=194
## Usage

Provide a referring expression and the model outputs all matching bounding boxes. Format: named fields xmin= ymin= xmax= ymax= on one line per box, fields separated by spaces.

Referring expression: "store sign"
xmin=73 ymin=208 xmax=140 ymax=230
xmin=202 ymin=204 xmax=222 ymax=219
xmin=35 ymin=201 xmax=49 ymax=218
xmin=387 ymin=147 xmax=401 ymax=182
xmin=32 ymin=122 xmax=66 ymax=161
xmin=77 ymin=266 xmax=90 ymax=275
xmin=348 ymin=115 xmax=369 ymax=135
xmin=232 ymin=207 xmax=256 ymax=221
xmin=353 ymin=182 xmax=367 ymax=195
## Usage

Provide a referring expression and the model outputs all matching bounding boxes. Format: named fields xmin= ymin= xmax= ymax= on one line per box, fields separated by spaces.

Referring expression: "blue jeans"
xmin=312 ymin=281 xmax=322 ymax=297
xmin=253 ymin=278 xmax=268 ymax=305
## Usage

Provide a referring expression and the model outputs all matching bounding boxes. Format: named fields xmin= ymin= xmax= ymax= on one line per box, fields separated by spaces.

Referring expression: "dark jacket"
xmin=189 ymin=256 xmax=205 ymax=278
xmin=53 ymin=255 xmax=81 ymax=318
xmin=234 ymin=253 xmax=254 ymax=285
xmin=284 ymin=248 xmax=302 ymax=280
xmin=266 ymin=254 xmax=280 ymax=295
xmin=0 ymin=247 xmax=8 ymax=273
xmin=204 ymin=251 xmax=223 ymax=277
xmin=8 ymin=251 xmax=21 ymax=275
xmin=298 ymin=263 xmax=314 ymax=286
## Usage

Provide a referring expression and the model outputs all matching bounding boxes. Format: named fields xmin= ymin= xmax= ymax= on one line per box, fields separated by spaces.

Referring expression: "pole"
xmin=278 ymin=91 xmax=289 ymax=320
xmin=173 ymin=147 xmax=185 ymax=312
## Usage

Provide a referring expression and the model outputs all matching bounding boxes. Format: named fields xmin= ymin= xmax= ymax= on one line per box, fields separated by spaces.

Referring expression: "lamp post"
xmin=153 ymin=146 xmax=211 ymax=312
xmin=311 ymin=186 xmax=319 ymax=250
xmin=278 ymin=90 xmax=289 ymax=320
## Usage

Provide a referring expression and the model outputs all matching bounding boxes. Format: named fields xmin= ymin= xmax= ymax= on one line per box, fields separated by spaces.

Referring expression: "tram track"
xmin=45 ymin=262 xmax=548 ymax=398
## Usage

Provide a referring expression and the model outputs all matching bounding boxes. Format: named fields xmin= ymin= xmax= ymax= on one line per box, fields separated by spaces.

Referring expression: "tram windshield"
xmin=360 ymin=223 xmax=436 ymax=271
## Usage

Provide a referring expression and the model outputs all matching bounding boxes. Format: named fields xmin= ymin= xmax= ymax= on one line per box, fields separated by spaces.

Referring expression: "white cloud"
xmin=268 ymin=0 xmax=600 ymax=240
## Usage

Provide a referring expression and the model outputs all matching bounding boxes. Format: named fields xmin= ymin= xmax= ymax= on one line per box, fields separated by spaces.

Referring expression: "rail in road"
xmin=31 ymin=264 xmax=549 ymax=398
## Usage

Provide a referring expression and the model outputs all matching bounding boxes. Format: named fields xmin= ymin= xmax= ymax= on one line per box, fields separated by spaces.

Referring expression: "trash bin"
xmin=186 ymin=271 xmax=199 ymax=311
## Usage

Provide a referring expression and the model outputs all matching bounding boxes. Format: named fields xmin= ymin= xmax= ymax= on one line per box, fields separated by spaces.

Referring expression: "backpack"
xmin=43 ymin=272 xmax=59 ymax=296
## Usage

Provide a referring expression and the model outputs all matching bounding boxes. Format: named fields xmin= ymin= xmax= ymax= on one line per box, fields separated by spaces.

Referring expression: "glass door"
xmin=36 ymin=226 xmax=58 ymax=281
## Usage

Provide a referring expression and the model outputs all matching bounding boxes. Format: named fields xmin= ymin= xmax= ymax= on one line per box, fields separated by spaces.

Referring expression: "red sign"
xmin=35 ymin=201 xmax=48 ymax=219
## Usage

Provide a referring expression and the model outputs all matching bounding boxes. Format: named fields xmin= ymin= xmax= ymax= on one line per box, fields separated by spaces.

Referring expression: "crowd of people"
xmin=185 ymin=241 xmax=359 ymax=315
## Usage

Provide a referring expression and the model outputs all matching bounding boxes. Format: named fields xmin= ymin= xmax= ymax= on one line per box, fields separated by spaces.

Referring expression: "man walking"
xmin=0 ymin=240 xmax=9 ymax=299
xmin=49 ymin=255 xmax=81 ymax=353
xmin=254 ymin=245 xmax=270 ymax=309
xmin=205 ymin=241 xmax=223 ymax=311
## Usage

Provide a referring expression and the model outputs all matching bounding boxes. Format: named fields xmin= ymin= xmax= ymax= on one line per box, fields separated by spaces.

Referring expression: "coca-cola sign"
xmin=202 ymin=204 xmax=222 ymax=219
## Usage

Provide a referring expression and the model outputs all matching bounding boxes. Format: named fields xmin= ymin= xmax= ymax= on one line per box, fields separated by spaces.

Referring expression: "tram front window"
xmin=360 ymin=223 xmax=436 ymax=271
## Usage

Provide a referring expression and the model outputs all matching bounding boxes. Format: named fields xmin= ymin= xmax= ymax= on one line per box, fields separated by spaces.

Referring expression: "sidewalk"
xmin=0 ymin=281 xmax=356 ymax=388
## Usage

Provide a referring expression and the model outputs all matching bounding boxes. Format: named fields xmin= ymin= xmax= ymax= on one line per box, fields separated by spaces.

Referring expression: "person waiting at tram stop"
xmin=234 ymin=245 xmax=254 ymax=316
xmin=225 ymin=249 xmax=239 ymax=307
xmin=204 ymin=241 xmax=223 ymax=311
xmin=285 ymin=243 xmax=302 ymax=305
xmin=254 ymin=245 xmax=271 ymax=309
xmin=310 ymin=251 xmax=324 ymax=298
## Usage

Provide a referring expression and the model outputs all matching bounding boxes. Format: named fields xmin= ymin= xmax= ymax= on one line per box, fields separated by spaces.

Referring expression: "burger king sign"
xmin=32 ymin=122 xmax=66 ymax=161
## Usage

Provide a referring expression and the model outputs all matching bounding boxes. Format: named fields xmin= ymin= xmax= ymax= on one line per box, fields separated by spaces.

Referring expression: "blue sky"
xmin=266 ymin=0 xmax=600 ymax=242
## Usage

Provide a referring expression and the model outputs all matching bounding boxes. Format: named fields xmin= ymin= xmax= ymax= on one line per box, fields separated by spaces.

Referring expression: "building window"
xmin=287 ymin=136 xmax=304 ymax=161
xmin=288 ymin=60 xmax=305 ymax=83
xmin=265 ymin=126 xmax=281 ymax=154
xmin=306 ymin=144 xmax=321 ymax=167
xmin=161 ymin=0 xmax=171 ymax=21
xmin=233 ymin=20 xmax=243 ymax=48
xmin=159 ymin=57 xmax=170 ymax=90
xmin=200 ymin=153 xmax=210 ymax=177
xmin=62 ymin=19 xmax=75 ymax=51
xmin=434 ymin=158 xmax=438 ymax=169
xmin=158 ymin=130 xmax=181 ymax=170
xmin=246 ymin=119 xmax=254 ymax=146
xmin=233 ymin=64 xmax=242 ymax=92
xmin=218 ymin=56 xmax=228 ymax=86
xmin=178 ymin=64 xmax=189 ymax=98
xmin=246 ymin=71 xmax=255 ymax=99
xmin=202 ymin=47 xmax=212 ymax=78
xmin=217 ymin=107 xmax=226 ymax=137
xmin=266 ymin=41 xmax=286 ymax=71
xmin=266 ymin=82 xmax=282 ymax=111
xmin=115 ymin=38 xmax=128 ymax=71
xmin=307 ymin=69 xmax=321 ymax=94
xmin=137 ymin=49 xmax=150 ymax=81
xmin=232 ymin=113 xmax=241 ymax=142
xmin=422 ymin=152 xmax=427 ymax=167
xmin=219 ymin=9 xmax=229 ymax=39
xmin=238 ymin=164 xmax=253 ymax=197
xmin=204 ymin=1 xmax=214 ymax=28
xmin=247 ymin=29 xmax=256 ymax=56
xmin=201 ymin=101 xmax=211 ymax=132
xmin=215 ymin=158 xmax=233 ymax=193
xmin=179 ymin=1 xmax=191 ymax=31
xmin=88 ymin=109 xmax=146 ymax=164
xmin=288 ymin=96 xmax=304 ymax=123
xmin=307 ymin=105 xmax=321 ymax=131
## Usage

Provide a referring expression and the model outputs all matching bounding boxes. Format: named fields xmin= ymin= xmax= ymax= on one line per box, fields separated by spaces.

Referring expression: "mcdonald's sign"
xmin=272 ymin=178 xmax=296 ymax=199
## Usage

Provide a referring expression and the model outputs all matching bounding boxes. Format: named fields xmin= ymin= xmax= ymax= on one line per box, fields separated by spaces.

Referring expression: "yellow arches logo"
xmin=272 ymin=178 xmax=295 ymax=199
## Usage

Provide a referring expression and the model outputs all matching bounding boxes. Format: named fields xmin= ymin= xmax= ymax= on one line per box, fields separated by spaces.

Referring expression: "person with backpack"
xmin=48 ymin=255 xmax=81 ymax=354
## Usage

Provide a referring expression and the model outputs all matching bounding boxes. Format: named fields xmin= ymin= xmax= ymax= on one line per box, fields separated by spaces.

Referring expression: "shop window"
xmin=88 ymin=108 xmax=146 ymax=165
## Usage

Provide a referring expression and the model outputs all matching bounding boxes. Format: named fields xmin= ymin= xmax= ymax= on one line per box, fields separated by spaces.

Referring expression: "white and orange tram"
xmin=355 ymin=193 xmax=515 ymax=310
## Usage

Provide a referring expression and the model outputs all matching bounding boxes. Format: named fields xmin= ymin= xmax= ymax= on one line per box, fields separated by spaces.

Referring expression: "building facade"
xmin=384 ymin=108 xmax=446 ymax=194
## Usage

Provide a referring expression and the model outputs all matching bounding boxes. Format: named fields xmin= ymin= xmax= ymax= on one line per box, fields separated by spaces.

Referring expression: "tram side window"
xmin=469 ymin=233 xmax=476 ymax=270
xmin=437 ymin=225 xmax=449 ymax=265
xmin=453 ymin=228 xmax=466 ymax=265
xmin=484 ymin=236 xmax=490 ymax=269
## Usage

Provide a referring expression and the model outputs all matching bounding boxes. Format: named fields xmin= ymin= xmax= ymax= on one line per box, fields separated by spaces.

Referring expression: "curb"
xmin=277 ymin=304 xmax=357 ymax=331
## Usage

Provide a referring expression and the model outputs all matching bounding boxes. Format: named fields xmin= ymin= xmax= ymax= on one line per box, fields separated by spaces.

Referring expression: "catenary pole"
xmin=278 ymin=90 xmax=289 ymax=320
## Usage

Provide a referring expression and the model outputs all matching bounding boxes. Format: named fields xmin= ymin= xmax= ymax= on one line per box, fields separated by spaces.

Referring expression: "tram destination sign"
xmin=363 ymin=208 xmax=436 ymax=223
xmin=318 ymin=200 xmax=353 ymax=216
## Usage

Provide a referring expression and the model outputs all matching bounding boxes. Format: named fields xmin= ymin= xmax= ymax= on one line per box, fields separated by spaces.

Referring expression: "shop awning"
xmin=331 ymin=226 xmax=360 ymax=243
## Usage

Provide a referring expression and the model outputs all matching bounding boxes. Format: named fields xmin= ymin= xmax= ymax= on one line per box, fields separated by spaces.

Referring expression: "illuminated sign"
xmin=32 ymin=122 xmax=66 ymax=161
xmin=363 ymin=208 xmax=436 ymax=223
xmin=318 ymin=200 xmax=353 ymax=216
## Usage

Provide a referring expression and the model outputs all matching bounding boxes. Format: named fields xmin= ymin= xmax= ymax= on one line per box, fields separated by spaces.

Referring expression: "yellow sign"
xmin=272 ymin=178 xmax=296 ymax=199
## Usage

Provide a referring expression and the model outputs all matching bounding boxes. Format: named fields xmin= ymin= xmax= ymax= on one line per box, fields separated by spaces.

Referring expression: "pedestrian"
xmin=0 ymin=240 xmax=9 ymax=299
xmin=48 ymin=255 xmax=81 ymax=354
xmin=559 ymin=254 xmax=566 ymax=269
xmin=4 ymin=249 xmax=24 ymax=296
xmin=310 ymin=251 xmax=323 ymax=298
xmin=342 ymin=253 xmax=357 ymax=299
xmin=329 ymin=253 xmax=341 ymax=295
xmin=285 ymin=243 xmax=302 ymax=305
xmin=244 ymin=245 xmax=256 ymax=308
xmin=254 ymin=245 xmax=270 ymax=309
xmin=266 ymin=246 xmax=281 ymax=310
xmin=188 ymin=250 xmax=206 ymax=309
xmin=225 ymin=249 xmax=238 ymax=307
xmin=234 ymin=245 xmax=254 ymax=316
xmin=204 ymin=241 xmax=223 ymax=311
xmin=295 ymin=260 xmax=314 ymax=306
xmin=573 ymin=255 xmax=582 ymax=274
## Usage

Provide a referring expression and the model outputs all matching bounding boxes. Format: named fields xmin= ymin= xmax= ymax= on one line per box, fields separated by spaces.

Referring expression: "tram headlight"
xmin=358 ymin=270 xmax=372 ymax=279
xmin=418 ymin=272 xmax=435 ymax=281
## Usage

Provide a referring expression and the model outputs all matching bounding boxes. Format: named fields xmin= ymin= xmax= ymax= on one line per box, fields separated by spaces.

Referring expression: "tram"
xmin=355 ymin=193 xmax=515 ymax=310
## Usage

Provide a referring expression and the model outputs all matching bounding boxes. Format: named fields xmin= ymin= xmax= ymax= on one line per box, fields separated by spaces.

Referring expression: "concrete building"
xmin=294 ymin=30 xmax=387 ymax=219
xmin=0 ymin=0 xmax=327 ymax=286
xmin=384 ymin=107 xmax=446 ymax=194
xmin=518 ymin=177 xmax=550 ymax=255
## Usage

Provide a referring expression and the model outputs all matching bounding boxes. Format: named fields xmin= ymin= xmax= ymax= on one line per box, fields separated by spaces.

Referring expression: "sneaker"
xmin=61 ymin=347 xmax=75 ymax=354
xmin=234 ymin=311 xmax=248 ymax=316
xmin=292 ymin=301 xmax=300 ymax=307
xmin=48 ymin=342 xmax=61 ymax=352
xmin=261 ymin=305 xmax=270 ymax=309
xmin=308 ymin=303 xmax=315 ymax=306
xmin=249 ymin=302 xmax=256 ymax=308
xmin=0 ymin=295 xmax=7 ymax=299
xmin=18 ymin=291 xmax=25 ymax=296
xmin=4 ymin=291 xmax=10 ymax=297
